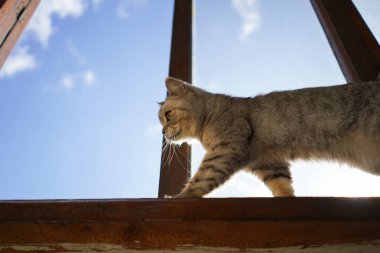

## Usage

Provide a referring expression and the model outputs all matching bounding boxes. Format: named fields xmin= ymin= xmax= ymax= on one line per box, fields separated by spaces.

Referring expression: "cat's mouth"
xmin=165 ymin=130 xmax=182 ymax=142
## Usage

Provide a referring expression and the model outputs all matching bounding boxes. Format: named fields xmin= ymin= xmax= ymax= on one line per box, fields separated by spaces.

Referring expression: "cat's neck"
xmin=197 ymin=93 xmax=234 ymax=140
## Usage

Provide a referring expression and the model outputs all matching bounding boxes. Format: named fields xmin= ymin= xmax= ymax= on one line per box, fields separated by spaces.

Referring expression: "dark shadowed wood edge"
xmin=158 ymin=0 xmax=192 ymax=198
xmin=311 ymin=0 xmax=380 ymax=82
xmin=0 ymin=197 xmax=379 ymax=252
xmin=0 ymin=0 xmax=40 ymax=68
xmin=0 ymin=0 xmax=23 ymax=45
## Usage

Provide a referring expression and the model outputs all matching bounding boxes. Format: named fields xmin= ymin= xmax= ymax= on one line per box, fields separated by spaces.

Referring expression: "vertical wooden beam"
xmin=311 ymin=0 xmax=380 ymax=82
xmin=158 ymin=0 xmax=192 ymax=198
xmin=0 ymin=0 xmax=40 ymax=68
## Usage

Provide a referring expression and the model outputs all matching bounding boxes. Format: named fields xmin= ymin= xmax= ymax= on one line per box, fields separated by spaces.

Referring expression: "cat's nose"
xmin=162 ymin=128 xmax=165 ymax=134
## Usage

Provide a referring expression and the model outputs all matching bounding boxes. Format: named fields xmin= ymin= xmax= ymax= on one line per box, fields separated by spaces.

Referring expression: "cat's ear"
xmin=165 ymin=77 xmax=188 ymax=96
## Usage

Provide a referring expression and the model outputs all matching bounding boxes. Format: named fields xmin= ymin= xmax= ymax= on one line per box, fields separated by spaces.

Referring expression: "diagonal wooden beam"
xmin=158 ymin=0 xmax=193 ymax=198
xmin=311 ymin=0 xmax=380 ymax=82
xmin=0 ymin=0 xmax=40 ymax=68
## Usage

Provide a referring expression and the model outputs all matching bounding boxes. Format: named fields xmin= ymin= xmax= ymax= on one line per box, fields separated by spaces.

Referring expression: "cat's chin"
xmin=167 ymin=137 xmax=192 ymax=146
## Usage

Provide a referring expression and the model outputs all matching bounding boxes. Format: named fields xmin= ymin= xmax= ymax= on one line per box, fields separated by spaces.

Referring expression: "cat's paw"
xmin=164 ymin=194 xmax=172 ymax=198
xmin=173 ymin=192 xmax=201 ymax=198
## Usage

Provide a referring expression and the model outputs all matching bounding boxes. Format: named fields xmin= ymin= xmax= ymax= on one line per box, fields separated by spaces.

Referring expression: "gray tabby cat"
xmin=159 ymin=77 xmax=380 ymax=198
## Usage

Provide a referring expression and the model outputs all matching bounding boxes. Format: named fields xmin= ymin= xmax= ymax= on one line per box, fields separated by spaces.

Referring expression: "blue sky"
xmin=0 ymin=0 xmax=379 ymax=199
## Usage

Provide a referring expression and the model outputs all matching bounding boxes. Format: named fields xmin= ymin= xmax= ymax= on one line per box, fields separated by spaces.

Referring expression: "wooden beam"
xmin=0 ymin=0 xmax=40 ymax=68
xmin=311 ymin=0 xmax=380 ymax=82
xmin=0 ymin=198 xmax=380 ymax=252
xmin=0 ymin=0 xmax=21 ymax=45
xmin=158 ymin=0 xmax=192 ymax=198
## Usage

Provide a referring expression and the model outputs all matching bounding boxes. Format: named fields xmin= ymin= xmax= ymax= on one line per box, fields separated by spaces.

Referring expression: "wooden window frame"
xmin=0 ymin=198 xmax=379 ymax=251
xmin=158 ymin=0 xmax=192 ymax=198
xmin=311 ymin=0 xmax=380 ymax=82
xmin=0 ymin=0 xmax=40 ymax=68
xmin=0 ymin=0 xmax=380 ymax=251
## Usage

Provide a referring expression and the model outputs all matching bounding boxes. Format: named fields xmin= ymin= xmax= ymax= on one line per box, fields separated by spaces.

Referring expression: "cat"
xmin=159 ymin=77 xmax=380 ymax=198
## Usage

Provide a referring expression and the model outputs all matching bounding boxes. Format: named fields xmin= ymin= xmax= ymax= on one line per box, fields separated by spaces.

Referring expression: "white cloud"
xmin=91 ymin=0 xmax=104 ymax=10
xmin=0 ymin=47 xmax=37 ymax=78
xmin=231 ymin=0 xmax=260 ymax=41
xmin=27 ymin=0 xmax=88 ymax=47
xmin=117 ymin=0 xmax=147 ymax=19
xmin=61 ymin=74 xmax=75 ymax=90
xmin=61 ymin=70 xmax=96 ymax=90
xmin=83 ymin=70 xmax=95 ymax=86
xmin=2 ymin=1 xmax=89 ymax=79
xmin=66 ymin=39 xmax=86 ymax=65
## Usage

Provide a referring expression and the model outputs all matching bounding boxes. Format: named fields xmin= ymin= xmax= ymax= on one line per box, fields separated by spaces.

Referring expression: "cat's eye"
xmin=165 ymin=111 xmax=172 ymax=121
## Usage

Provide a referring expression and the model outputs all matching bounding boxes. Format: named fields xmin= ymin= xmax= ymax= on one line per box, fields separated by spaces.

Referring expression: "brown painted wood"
xmin=0 ymin=0 xmax=40 ymax=68
xmin=0 ymin=0 xmax=21 ymax=44
xmin=158 ymin=0 xmax=192 ymax=198
xmin=0 ymin=198 xmax=380 ymax=251
xmin=0 ymin=1 xmax=5 ymax=8
xmin=311 ymin=0 xmax=380 ymax=82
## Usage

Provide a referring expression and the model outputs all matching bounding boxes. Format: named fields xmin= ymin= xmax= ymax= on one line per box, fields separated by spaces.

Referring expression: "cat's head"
xmin=159 ymin=77 xmax=207 ymax=143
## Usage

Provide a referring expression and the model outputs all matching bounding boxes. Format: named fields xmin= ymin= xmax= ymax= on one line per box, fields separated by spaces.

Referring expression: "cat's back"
xmin=252 ymin=81 xmax=380 ymax=132
xmin=248 ymin=81 xmax=380 ymax=173
xmin=257 ymin=80 xmax=379 ymax=111
xmin=204 ymin=80 xmax=380 ymax=139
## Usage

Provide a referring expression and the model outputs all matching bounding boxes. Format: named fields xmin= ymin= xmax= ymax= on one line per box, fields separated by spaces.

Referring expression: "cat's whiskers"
xmin=167 ymin=143 xmax=176 ymax=167
xmin=162 ymin=135 xmax=191 ymax=173
xmin=172 ymin=148 xmax=191 ymax=173
xmin=163 ymin=135 xmax=175 ymax=168
xmin=164 ymin=141 xmax=174 ymax=169
xmin=162 ymin=139 xmax=172 ymax=169
xmin=162 ymin=139 xmax=170 ymax=153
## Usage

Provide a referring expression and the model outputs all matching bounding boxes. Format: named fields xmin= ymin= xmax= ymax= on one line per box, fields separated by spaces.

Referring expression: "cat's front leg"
xmin=174 ymin=150 xmax=248 ymax=198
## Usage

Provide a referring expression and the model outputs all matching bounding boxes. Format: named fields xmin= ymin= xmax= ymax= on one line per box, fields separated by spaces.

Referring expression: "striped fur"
xmin=159 ymin=77 xmax=380 ymax=198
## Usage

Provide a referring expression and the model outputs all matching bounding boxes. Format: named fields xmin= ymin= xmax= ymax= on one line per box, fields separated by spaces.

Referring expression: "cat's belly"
xmin=336 ymin=132 xmax=380 ymax=175
xmin=250 ymin=133 xmax=380 ymax=176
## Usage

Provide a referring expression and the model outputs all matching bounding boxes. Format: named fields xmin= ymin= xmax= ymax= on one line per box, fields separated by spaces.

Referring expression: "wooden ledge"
xmin=0 ymin=198 xmax=380 ymax=252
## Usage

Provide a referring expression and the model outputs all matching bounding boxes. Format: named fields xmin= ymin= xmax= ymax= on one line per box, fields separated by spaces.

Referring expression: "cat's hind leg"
xmin=249 ymin=163 xmax=295 ymax=197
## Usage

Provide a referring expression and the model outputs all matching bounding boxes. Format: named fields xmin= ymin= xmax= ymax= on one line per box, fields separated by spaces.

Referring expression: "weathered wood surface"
xmin=0 ymin=0 xmax=40 ymax=68
xmin=158 ymin=0 xmax=192 ymax=198
xmin=311 ymin=0 xmax=380 ymax=82
xmin=0 ymin=198 xmax=379 ymax=252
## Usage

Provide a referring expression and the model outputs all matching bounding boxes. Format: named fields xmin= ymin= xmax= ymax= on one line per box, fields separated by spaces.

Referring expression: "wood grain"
xmin=0 ymin=198 xmax=379 ymax=250
xmin=0 ymin=0 xmax=40 ymax=68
